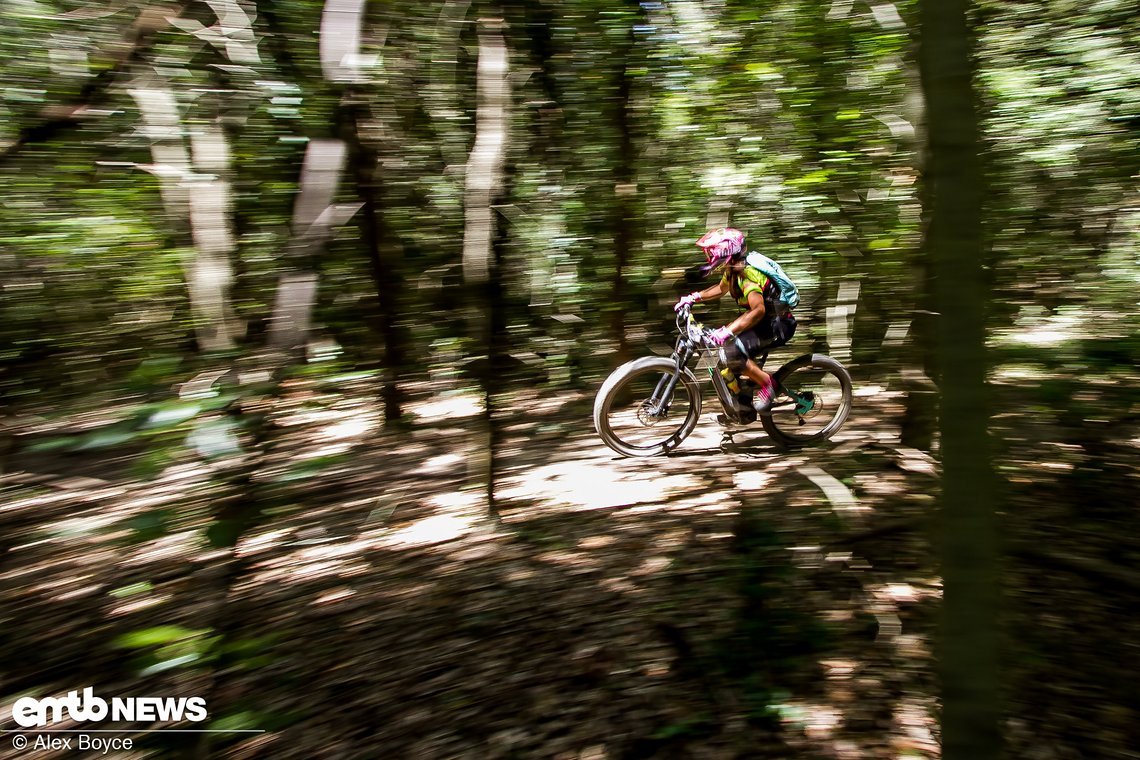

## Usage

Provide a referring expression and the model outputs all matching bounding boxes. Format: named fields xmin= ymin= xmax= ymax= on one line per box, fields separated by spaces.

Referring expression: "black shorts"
xmin=722 ymin=314 xmax=797 ymax=370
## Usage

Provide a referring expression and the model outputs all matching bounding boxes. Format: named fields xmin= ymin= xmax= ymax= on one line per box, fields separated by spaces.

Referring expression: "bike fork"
xmin=647 ymin=349 xmax=693 ymax=416
xmin=648 ymin=370 xmax=682 ymax=416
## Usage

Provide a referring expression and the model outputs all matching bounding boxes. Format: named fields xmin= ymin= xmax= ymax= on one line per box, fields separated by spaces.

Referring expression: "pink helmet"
xmin=696 ymin=227 xmax=745 ymax=274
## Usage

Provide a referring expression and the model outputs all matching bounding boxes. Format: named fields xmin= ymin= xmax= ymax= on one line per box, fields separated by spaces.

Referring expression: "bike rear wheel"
xmin=593 ymin=356 xmax=702 ymax=457
xmin=761 ymin=354 xmax=852 ymax=446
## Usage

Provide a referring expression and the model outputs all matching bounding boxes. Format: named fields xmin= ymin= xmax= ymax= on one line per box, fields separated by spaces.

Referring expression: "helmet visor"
xmin=698 ymin=243 xmax=733 ymax=276
xmin=695 ymin=228 xmax=744 ymax=276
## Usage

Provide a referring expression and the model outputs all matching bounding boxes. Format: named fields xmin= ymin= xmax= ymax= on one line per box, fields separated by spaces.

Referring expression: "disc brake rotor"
xmin=636 ymin=399 xmax=666 ymax=426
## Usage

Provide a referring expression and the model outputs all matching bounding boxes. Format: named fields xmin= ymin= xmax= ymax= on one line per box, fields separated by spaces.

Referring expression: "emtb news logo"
xmin=11 ymin=689 xmax=207 ymax=728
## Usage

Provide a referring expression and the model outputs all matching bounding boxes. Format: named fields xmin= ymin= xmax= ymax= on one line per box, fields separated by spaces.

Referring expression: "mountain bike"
xmin=592 ymin=303 xmax=853 ymax=457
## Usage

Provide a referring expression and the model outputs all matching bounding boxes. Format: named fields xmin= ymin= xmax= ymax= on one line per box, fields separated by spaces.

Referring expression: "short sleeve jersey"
xmin=719 ymin=265 xmax=770 ymax=310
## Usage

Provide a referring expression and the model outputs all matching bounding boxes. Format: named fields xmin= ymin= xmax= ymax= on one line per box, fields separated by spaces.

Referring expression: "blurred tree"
xmin=918 ymin=0 xmax=1000 ymax=757
xmin=463 ymin=12 xmax=511 ymax=511
xmin=0 ymin=5 xmax=174 ymax=165
xmin=607 ymin=2 xmax=645 ymax=363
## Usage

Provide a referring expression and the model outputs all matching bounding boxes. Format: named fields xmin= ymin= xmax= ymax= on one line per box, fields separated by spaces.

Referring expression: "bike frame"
xmin=651 ymin=306 xmax=815 ymax=424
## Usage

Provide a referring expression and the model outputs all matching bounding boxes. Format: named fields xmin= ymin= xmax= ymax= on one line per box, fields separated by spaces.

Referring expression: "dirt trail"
xmin=1 ymin=381 xmax=941 ymax=759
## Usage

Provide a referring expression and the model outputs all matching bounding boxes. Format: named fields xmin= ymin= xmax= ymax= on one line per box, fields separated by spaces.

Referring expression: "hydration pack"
xmin=745 ymin=251 xmax=800 ymax=312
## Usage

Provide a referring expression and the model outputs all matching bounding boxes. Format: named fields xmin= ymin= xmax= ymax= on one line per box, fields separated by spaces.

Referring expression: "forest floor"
xmin=1 ymin=348 xmax=1136 ymax=758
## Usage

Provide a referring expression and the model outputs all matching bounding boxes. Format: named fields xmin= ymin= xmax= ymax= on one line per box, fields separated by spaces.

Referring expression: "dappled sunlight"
xmin=250 ymin=542 xmax=373 ymax=585
xmin=996 ymin=306 xmax=1087 ymax=348
xmin=734 ymin=470 xmax=774 ymax=491
xmin=118 ymin=531 xmax=202 ymax=567
xmin=0 ymin=376 xmax=966 ymax=759
xmin=380 ymin=514 xmax=480 ymax=548
xmin=316 ymin=416 xmax=377 ymax=442
xmin=108 ymin=592 xmax=174 ymax=618
xmin=407 ymin=393 xmax=484 ymax=423
xmin=496 ymin=457 xmax=704 ymax=512
xmin=413 ymin=452 xmax=466 ymax=475
xmin=892 ymin=697 xmax=940 ymax=757
xmin=312 ymin=587 xmax=356 ymax=606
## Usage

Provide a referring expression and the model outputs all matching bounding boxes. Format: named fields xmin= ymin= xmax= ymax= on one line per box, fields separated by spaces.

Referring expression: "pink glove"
xmin=674 ymin=292 xmax=702 ymax=312
xmin=708 ymin=326 xmax=735 ymax=346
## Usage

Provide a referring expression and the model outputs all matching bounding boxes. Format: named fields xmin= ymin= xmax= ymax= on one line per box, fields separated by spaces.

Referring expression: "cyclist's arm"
xmin=726 ymin=290 xmax=766 ymax=334
xmin=696 ymin=281 xmax=727 ymax=301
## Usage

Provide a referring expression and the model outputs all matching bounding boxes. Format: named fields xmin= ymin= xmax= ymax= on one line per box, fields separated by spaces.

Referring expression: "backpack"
xmin=745 ymin=251 xmax=800 ymax=312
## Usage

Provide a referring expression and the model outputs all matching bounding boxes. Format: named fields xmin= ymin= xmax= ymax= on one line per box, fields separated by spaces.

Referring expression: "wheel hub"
xmin=793 ymin=391 xmax=822 ymax=419
xmin=636 ymin=400 xmax=667 ymax=426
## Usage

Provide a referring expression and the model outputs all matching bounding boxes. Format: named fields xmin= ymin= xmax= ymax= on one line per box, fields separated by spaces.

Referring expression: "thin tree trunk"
xmin=187 ymin=120 xmax=242 ymax=351
xmin=918 ymin=1 xmax=1000 ymax=757
xmin=900 ymin=201 xmax=940 ymax=450
xmin=900 ymin=46 xmax=939 ymax=451
xmin=342 ymin=102 xmax=408 ymax=421
xmin=462 ymin=16 xmax=509 ymax=514
xmin=267 ymin=138 xmax=355 ymax=358
xmin=130 ymin=84 xmax=241 ymax=352
xmin=319 ymin=0 xmax=367 ymax=84
xmin=323 ymin=0 xmax=408 ymax=419
xmin=191 ymin=3 xmax=360 ymax=750
xmin=610 ymin=25 xmax=639 ymax=362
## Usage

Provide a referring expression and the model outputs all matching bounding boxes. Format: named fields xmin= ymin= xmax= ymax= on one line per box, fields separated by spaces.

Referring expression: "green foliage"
xmin=113 ymin=625 xmax=219 ymax=677
xmin=650 ymin=715 xmax=716 ymax=740
xmin=0 ymin=3 xmax=1135 ymax=755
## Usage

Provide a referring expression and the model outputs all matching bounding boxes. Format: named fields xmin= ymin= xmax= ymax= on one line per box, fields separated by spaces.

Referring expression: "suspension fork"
xmin=647 ymin=343 xmax=695 ymax=415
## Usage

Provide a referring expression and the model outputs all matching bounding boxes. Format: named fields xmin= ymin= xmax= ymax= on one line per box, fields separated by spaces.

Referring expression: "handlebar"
xmin=675 ymin=303 xmax=714 ymax=346
xmin=676 ymin=302 xmax=748 ymax=357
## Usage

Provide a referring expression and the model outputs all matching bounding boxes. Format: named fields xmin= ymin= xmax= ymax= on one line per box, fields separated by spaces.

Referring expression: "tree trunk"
xmin=319 ymin=0 xmax=368 ymax=84
xmin=900 ymin=48 xmax=939 ymax=451
xmin=130 ymin=84 xmax=241 ymax=352
xmin=267 ymin=138 xmax=355 ymax=358
xmin=342 ymin=101 xmax=408 ymax=421
xmin=610 ymin=25 xmax=639 ymax=362
xmin=918 ymin=1 xmax=1000 ymax=757
xmin=463 ymin=15 xmax=510 ymax=514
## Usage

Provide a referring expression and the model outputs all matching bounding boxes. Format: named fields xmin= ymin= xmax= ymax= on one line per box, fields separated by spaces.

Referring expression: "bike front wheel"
xmin=593 ymin=356 xmax=702 ymax=457
xmin=761 ymin=354 xmax=853 ymax=447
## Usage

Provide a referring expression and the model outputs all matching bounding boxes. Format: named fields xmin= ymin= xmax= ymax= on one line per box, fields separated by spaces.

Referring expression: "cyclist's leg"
xmin=740 ymin=314 xmax=796 ymax=380
xmin=726 ymin=326 xmax=774 ymax=388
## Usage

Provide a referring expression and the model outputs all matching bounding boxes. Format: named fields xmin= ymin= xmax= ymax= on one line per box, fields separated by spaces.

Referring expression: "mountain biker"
xmin=674 ymin=227 xmax=797 ymax=413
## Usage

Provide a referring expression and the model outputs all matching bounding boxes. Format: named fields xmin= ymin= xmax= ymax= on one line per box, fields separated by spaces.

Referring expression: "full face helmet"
xmin=696 ymin=227 xmax=746 ymax=275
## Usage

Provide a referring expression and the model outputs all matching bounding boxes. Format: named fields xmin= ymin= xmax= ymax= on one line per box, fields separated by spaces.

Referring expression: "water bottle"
xmin=720 ymin=367 xmax=741 ymax=394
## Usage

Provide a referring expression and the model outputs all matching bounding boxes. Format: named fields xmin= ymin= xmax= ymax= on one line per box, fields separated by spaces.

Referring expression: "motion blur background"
xmin=1 ymin=0 xmax=1137 ymax=757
